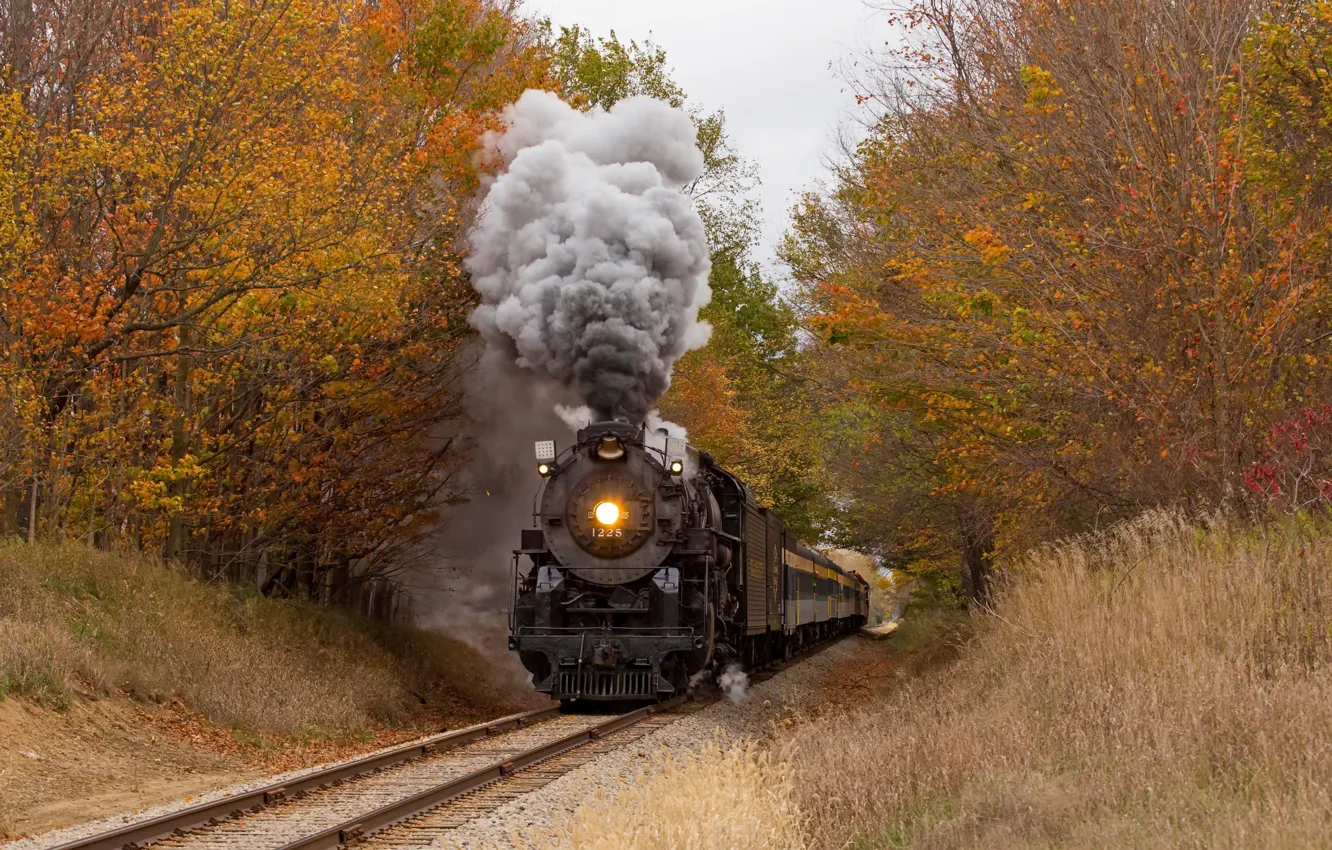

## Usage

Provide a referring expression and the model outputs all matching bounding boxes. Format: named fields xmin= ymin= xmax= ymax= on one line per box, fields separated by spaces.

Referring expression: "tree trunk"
xmin=3 ymin=486 xmax=19 ymax=536
xmin=26 ymin=474 xmax=38 ymax=543
xmin=165 ymin=321 xmax=191 ymax=561
xmin=958 ymin=504 xmax=996 ymax=605
xmin=961 ymin=535 xmax=992 ymax=604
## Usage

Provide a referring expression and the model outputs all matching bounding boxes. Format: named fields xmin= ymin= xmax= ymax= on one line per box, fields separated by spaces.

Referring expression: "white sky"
xmin=531 ymin=0 xmax=891 ymax=272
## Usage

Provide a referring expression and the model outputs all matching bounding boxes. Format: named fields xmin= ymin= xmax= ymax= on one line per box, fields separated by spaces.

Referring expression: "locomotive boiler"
xmin=508 ymin=420 xmax=868 ymax=702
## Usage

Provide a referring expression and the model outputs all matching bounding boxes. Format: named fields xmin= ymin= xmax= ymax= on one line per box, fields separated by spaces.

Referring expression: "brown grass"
xmin=0 ymin=540 xmax=521 ymax=734
xmin=559 ymin=512 xmax=1332 ymax=848
xmin=541 ymin=742 xmax=806 ymax=850
xmin=788 ymin=510 xmax=1332 ymax=848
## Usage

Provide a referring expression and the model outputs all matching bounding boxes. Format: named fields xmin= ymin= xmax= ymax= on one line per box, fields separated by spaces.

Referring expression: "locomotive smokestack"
xmin=466 ymin=90 xmax=712 ymax=423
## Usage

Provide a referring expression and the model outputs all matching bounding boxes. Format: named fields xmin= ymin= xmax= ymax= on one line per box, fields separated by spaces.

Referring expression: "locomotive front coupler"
xmin=590 ymin=641 xmax=618 ymax=668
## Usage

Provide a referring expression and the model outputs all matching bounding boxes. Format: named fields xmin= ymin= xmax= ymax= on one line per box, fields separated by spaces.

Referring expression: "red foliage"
xmin=1244 ymin=405 xmax=1332 ymax=504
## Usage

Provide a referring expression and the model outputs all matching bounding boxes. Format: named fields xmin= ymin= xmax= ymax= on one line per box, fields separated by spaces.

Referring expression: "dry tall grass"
xmin=788 ymin=511 xmax=1332 ymax=848
xmin=0 ymin=540 xmax=514 ymax=733
xmin=542 ymin=742 xmax=806 ymax=850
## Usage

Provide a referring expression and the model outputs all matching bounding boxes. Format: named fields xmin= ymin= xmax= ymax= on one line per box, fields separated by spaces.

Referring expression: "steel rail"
xmin=275 ymin=695 xmax=688 ymax=850
xmin=50 ymin=705 xmax=563 ymax=850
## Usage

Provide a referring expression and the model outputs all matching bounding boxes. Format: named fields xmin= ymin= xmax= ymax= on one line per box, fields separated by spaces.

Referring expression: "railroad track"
xmin=350 ymin=643 xmax=844 ymax=849
xmin=45 ymin=638 xmax=844 ymax=850
xmin=51 ymin=698 xmax=688 ymax=850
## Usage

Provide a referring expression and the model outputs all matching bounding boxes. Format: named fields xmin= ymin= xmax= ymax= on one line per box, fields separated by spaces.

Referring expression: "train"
xmin=507 ymin=419 xmax=869 ymax=701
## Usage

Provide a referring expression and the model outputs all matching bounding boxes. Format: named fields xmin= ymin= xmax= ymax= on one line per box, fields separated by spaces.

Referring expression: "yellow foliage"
xmin=1020 ymin=63 xmax=1063 ymax=112
xmin=963 ymin=225 xmax=1013 ymax=266
xmin=0 ymin=92 xmax=31 ymax=267
xmin=0 ymin=0 xmax=549 ymax=578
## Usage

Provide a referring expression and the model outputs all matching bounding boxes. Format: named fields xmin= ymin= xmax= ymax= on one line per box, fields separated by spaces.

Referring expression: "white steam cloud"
xmin=467 ymin=89 xmax=713 ymax=423
xmin=719 ymin=663 xmax=750 ymax=704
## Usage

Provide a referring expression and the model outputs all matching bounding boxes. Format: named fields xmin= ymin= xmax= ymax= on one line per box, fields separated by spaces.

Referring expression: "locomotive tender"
xmin=508 ymin=420 xmax=869 ymax=702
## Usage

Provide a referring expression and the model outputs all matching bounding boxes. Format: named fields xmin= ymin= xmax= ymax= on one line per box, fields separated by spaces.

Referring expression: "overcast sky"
xmin=530 ymin=0 xmax=891 ymax=272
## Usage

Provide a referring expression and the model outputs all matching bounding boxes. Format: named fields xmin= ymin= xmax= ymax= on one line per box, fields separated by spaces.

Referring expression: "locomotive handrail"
xmin=511 ymin=626 xmax=697 ymax=634
xmin=511 ymin=563 xmax=718 ymax=573
xmin=515 ymin=625 xmax=695 ymax=635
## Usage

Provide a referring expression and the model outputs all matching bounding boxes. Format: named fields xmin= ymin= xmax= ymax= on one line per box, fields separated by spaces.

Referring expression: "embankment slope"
xmin=0 ymin=542 xmax=541 ymax=838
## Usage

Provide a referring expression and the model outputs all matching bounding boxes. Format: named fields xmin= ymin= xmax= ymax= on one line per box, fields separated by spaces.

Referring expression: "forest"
xmin=2 ymin=0 xmax=1331 ymax=602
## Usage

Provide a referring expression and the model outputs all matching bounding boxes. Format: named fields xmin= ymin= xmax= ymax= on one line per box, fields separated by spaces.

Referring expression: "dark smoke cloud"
xmin=467 ymin=90 xmax=713 ymax=423
xmin=413 ymin=344 xmax=581 ymax=694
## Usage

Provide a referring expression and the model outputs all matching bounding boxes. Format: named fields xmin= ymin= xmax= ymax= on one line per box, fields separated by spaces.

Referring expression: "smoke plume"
xmin=466 ymin=89 xmax=713 ymax=423
xmin=414 ymin=91 xmax=711 ymax=692
xmin=412 ymin=346 xmax=582 ymax=695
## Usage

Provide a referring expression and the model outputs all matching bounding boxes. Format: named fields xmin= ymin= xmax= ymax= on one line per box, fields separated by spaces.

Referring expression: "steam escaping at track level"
xmin=467 ymin=89 xmax=713 ymax=423
xmin=719 ymin=663 xmax=750 ymax=704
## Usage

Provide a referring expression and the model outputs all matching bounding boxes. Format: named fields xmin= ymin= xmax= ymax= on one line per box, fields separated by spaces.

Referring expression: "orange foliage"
xmin=661 ymin=353 xmax=755 ymax=470
xmin=786 ymin=0 xmax=1332 ymax=585
xmin=0 ymin=0 xmax=548 ymax=591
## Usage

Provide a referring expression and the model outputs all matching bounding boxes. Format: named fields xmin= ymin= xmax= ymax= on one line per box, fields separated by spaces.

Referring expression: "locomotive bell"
xmin=596 ymin=436 xmax=624 ymax=460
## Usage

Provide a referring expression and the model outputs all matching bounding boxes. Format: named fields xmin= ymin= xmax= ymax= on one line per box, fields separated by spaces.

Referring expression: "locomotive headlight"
xmin=537 ymin=463 xmax=551 ymax=477
xmin=669 ymin=460 xmax=684 ymax=475
xmin=593 ymin=500 xmax=621 ymax=525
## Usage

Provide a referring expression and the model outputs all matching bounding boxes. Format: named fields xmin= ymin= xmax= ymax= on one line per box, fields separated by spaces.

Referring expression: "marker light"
xmin=593 ymin=501 xmax=621 ymax=525
xmin=537 ymin=463 xmax=551 ymax=477
xmin=669 ymin=460 xmax=684 ymax=475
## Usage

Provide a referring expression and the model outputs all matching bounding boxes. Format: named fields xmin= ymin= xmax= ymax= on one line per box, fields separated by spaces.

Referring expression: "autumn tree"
xmin=0 ymin=0 xmax=547 ymax=599
xmin=788 ymin=0 xmax=1332 ymax=598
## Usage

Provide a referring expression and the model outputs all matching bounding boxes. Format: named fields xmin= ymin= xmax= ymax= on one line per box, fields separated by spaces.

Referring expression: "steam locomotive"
xmin=508 ymin=420 xmax=869 ymax=702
